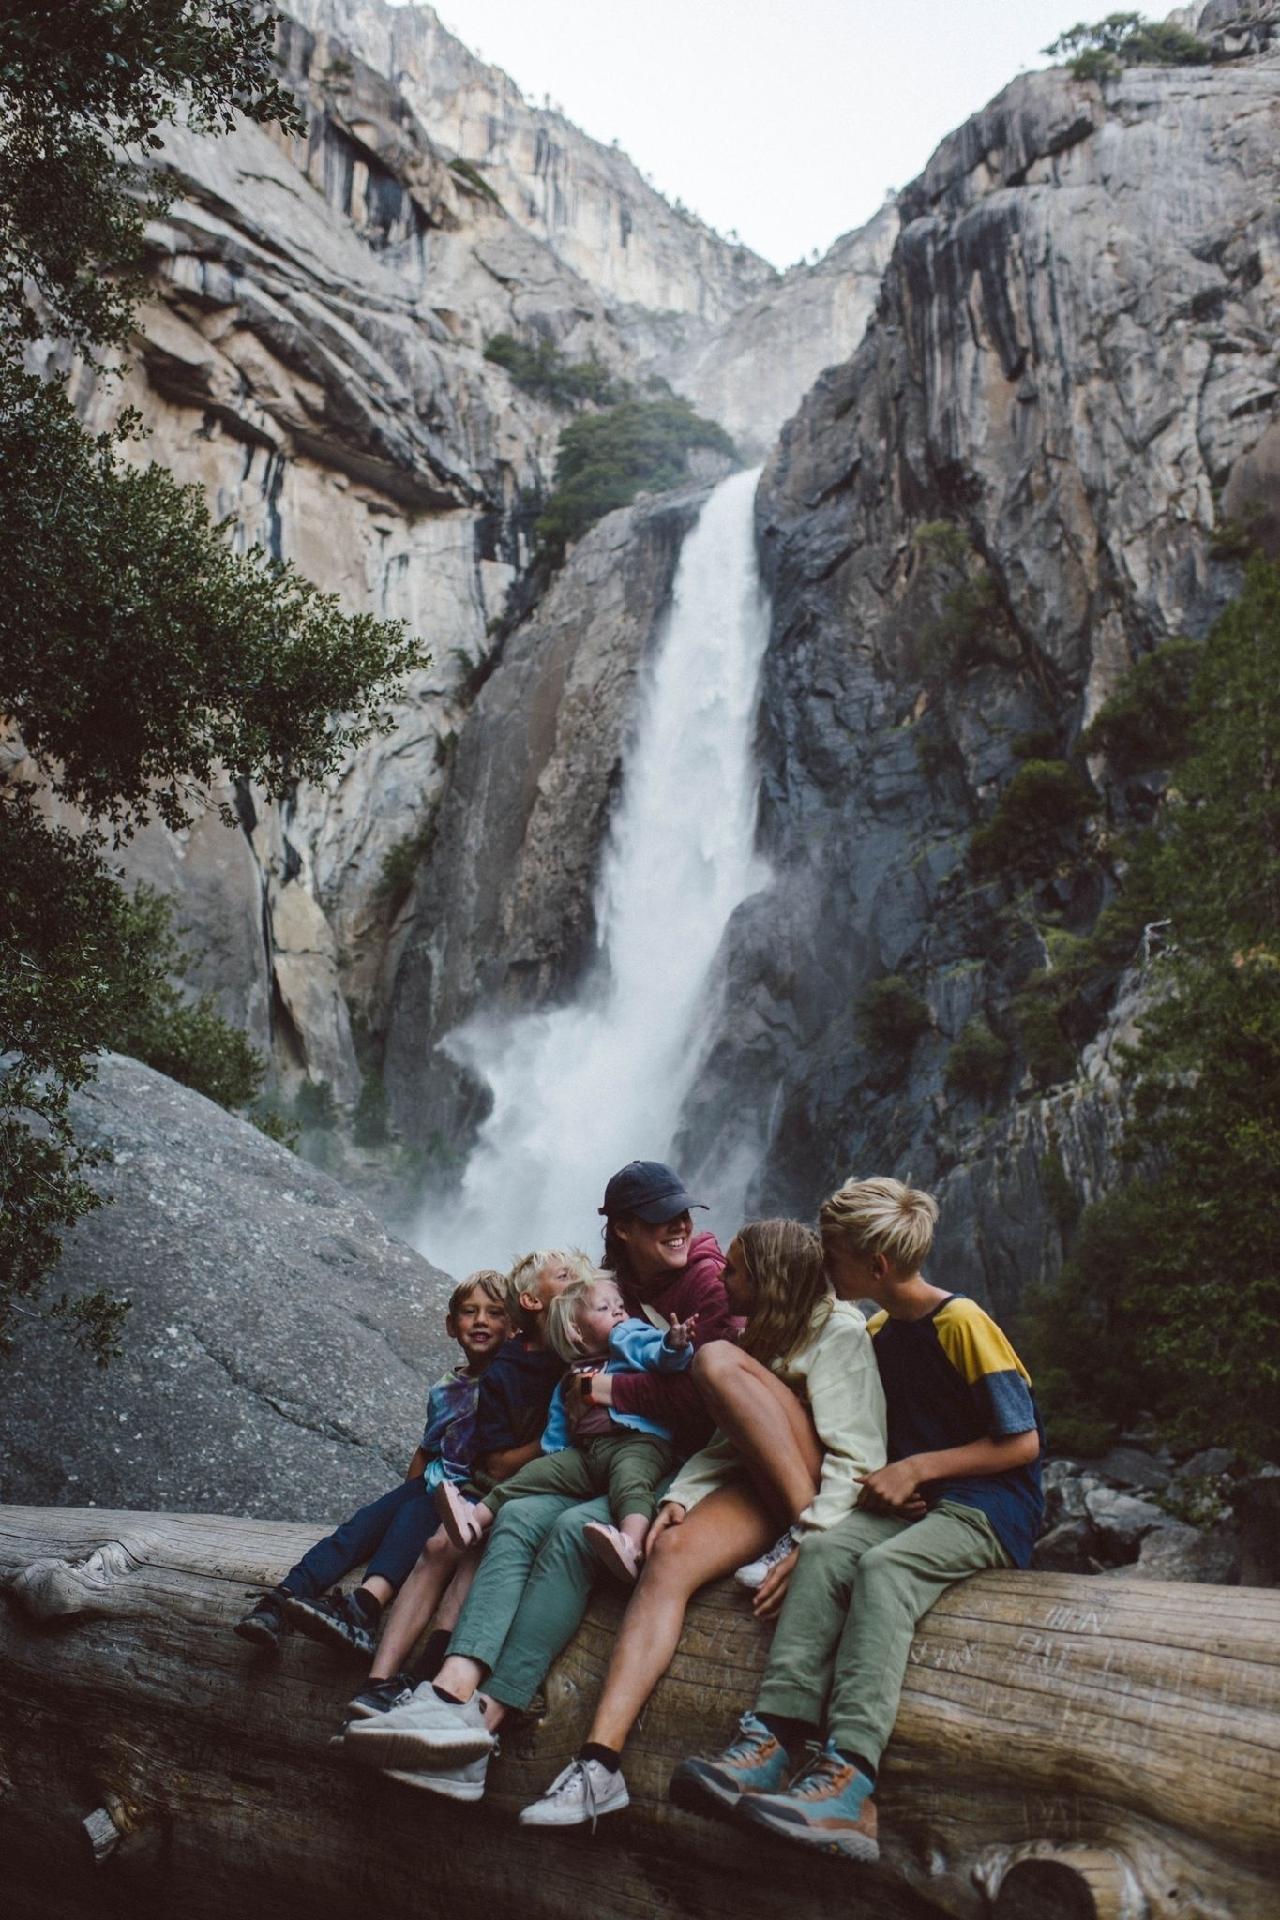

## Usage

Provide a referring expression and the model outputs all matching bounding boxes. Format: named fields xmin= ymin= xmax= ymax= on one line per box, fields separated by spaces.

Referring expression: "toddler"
xmin=437 ymin=1272 xmax=695 ymax=1581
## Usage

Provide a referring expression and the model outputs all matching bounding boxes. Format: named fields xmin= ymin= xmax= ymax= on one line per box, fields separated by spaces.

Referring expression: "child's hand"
xmin=752 ymin=1545 xmax=798 ymax=1620
xmin=857 ymin=1460 xmax=928 ymax=1517
xmin=647 ymin=1501 xmax=686 ymax=1549
xmin=666 ymin=1311 xmax=698 ymax=1350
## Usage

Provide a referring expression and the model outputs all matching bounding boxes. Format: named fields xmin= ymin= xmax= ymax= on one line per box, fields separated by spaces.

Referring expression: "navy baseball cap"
xmin=597 ymin=1160 xmax=707 ymax=1223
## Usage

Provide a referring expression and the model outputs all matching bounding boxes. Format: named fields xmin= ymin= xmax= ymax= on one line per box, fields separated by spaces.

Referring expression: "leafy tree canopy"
xmin=1044 ymin=12 xmax=1209 ymax=80
xmin=0 ymin=4 xmax=427 ymax=1360
xmin=536 ymin=395 xmax=737 ymax=559
xmin=1022 ymin=558 xmax=1280 ymax=1457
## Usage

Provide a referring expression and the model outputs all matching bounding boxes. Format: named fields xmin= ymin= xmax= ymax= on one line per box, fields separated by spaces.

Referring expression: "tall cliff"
xmin=390 ymin=11 xmax=1280 ymax=1310
xmin=51 ymin=2 xmax=782 ymax=1115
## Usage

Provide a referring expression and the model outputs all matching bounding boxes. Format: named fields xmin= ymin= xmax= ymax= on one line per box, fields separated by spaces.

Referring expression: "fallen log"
xmin=1 ymin=1505 xmax=1276 ymax=1920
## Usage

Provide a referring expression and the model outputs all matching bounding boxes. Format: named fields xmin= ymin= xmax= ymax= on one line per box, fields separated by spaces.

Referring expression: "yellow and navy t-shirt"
xmin=867 ymin=1294 xmax=1044 ymax=1567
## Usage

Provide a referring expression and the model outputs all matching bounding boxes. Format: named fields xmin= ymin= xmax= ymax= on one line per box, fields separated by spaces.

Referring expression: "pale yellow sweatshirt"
xmin=664 ymin=1297 xmax=888 ymax=1533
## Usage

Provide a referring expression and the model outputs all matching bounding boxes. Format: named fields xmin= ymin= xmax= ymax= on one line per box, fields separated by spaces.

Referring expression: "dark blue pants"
xmin=280 ymin=1476 xmax=441 ymax=1598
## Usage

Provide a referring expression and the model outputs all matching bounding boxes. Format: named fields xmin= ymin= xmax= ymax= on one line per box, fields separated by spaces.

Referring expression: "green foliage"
xmin=1039 ymin=1150 xmax=1081 ymax=1236
xmin=2 ymin=366 xmax=426 ymax=834
xmin=911 ymin=520 xmax=1008 ymax=676
xmin=376 ymin=818 xmax=437 ymax=915
xmin=970 ymin=760 xmax=1095 ymax=880
xmin=449 ymin=156 xmax=501 ymax=204
xmin=1080 ymin=638 xmax=1199 ymax=775
xmin=1045 ymin=13 xmax=1208 ymax=81
xmin=536 ymin=397 xmax=738 ymax=559
xmin=0 ymin=9 xmax=429 ymax=1360
xmin=353 ymin=1071 xmax=390 ymax=1148
xmin=293 ymin=1079 xmax=338 ymax=1133
xmin=857 ymin=975 xmax=931 ymax=1061
xmin=484 ymin=333 xmax=619 ymax=408
xmin=1022 ymin=558 xmax=1280 ymax=1457
xmin=944 ymin=1018 xmax=1011 ymax=1104
xmin=1013 ymin=987 xmax=1079 ymax=1088
xmin=0 ymin=3 xmax=303 ymax=352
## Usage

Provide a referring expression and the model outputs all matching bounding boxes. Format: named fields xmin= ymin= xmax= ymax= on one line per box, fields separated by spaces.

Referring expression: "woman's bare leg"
xmin=692 ymin=1344 xmax=823 ymax=1525
xmin=369 ymin=1530 xmax=464 ymax=1680
xmin=431 ymin=1542 xmax=481 ymax=1632
xmin=585 ymin=1484 xmax=775 ymax=1753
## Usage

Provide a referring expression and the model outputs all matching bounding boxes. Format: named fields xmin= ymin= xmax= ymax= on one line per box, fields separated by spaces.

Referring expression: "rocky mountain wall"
xmin=682 ymin=38 xmax=1280 ymax=1308
xmin=41 ymin=6 xmax=786 ymax=1112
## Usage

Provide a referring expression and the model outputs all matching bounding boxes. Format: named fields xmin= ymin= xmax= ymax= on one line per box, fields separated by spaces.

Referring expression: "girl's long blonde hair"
xmin=736 ymin=1219 xmax=832 ymax=1371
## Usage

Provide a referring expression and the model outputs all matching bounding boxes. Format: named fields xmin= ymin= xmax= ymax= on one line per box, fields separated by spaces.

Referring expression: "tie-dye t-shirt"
xmin=419 ymin=1364 xmax=481 ymax=1489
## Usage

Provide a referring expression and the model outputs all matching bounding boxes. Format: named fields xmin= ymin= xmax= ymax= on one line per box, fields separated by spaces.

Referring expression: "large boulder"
xmin=2 ymin=1055 xmax=455 ymax=1522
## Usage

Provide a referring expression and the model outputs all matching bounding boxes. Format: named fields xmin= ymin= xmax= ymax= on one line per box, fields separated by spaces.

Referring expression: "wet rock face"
xmin=1 ymin=1056 xmax=454 ymax=1519
xmin=679 ymin=48 xmax=1280 ymax=1306
xmin=383 ymin=486 xmax=708 ymax=1150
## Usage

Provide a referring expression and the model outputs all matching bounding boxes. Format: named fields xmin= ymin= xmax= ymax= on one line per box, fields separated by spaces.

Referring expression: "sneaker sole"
xmin=733 ymin=1567 xmax=766 ymax=1590
xmin=343 ymin=1723 xmax=495 ymax=1770
xmin=517 ymin=1785 xmax=630 ymax=1827
xmin=437 ymin=1485 xmax=482 ymax=1550
xmin=737 ymin=1798 xmax=879 ymax=1863
xmin=585 ymin=1531 xmax=639 ymax=1584
xmin=668 ymin=1762 xmax=744 ymax=1821
xmin=283 ymin=1602 xmax=374 ymax=1660
xmin=233 ymin=1620 xmax=283 ymax=1649
xmin=384 ymin=1768 xmax=486 ymax=1803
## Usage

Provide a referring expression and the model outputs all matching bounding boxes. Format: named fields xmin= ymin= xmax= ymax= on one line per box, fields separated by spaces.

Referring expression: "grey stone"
xmin=1175 ymin=1448 xmax=1236 ymax=1483
xmin=1094 ymin=1447 xmax=1173 ymax=1494
xmin=1126 ymin=1522 xmax=1241 ymax=1586
xmin=1084 ymin=1488 xmax=1169 ymax=1552
xmin=1 ymin=1055 xmax=455 ymax=1521
xmin=1233 ymin=1468 xmax=1280 ymax=1586
xmin=1031 ymin=1519 xmax=1098 ymax=1574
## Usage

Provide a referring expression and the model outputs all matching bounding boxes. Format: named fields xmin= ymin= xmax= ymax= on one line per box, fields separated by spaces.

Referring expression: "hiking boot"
xmin=283 ymin=1588 xmax=378 ymax=1660
xmin=737 ymin=1739 xmax=879 ymax=1862
xmin=385 ymin=1741 xmax=496 ymax=1803
xmin=734 ymin=1530 xmax=798 ymax=1592
xmin=347 ymin=1672 xmax=415 ymax=1720
xmin=343 ymin=1685 xmax=494 ymax=1769
xmin=669 ymin=1712 xmax=793 ymax=1819
xmin=583 ymin=1522 xmax=642 ymax=1583
xmin=234 ymin=1590 xmax=290 ymax=1651
xmin=518 ymin=1757 xmax=629 ymax=1830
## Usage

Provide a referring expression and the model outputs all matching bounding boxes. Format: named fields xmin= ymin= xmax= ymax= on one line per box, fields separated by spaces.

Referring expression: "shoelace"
xmin=788 ymin=1744 xmax=845 ymax=1801
xmin=549 ymin=1760 xmax=601 ymax=1833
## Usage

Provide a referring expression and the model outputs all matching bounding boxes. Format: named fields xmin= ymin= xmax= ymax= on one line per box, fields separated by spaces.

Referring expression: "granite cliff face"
xmin=688 ymin=32 xmax=1280 ymax=1306
xmin=49 ymin=2 xmax=778 ymax=1111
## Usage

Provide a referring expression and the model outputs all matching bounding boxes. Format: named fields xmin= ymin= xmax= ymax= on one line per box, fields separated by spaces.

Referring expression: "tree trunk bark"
xmin=1 ymin=1505 xmax=1276 ymax=1920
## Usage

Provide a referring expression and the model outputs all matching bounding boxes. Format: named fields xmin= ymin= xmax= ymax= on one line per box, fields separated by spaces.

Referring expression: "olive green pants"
xmin=756 ymin=1500 xmax=1009 ymax=1768
xmin=483 ymin=1430 xmax=677 ymax=1528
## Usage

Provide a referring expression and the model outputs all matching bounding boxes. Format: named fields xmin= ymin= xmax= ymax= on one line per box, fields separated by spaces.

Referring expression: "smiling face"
xmin=447 ymin=1286 xmax=510 ymax=1367
xmin=720 ymin=1235 xmax=754 ymax=1317
xmin=613 ymin=1210 xmax=693 ymax=1287
xmin=572 ymin=1279 xmax=627 ymax=1354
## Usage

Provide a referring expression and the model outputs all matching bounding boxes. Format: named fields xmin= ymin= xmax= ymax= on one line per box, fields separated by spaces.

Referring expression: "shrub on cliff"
xmin=1045 ymin=14 xmax=1209 ymax=82
xmin=484 ymin=332 xmax=620 ymax=409
xmin=856 ymin=975 xmax=931 ymax=1066
xmin=945 ymin=1018 xmax=1012 ymax=1104
xmin=1080 ymin=637 xmax=1200 ymax=775
xmin=1020 ymin=557 xmax=1280 ymax=1457
xmin=0 ymin=6 xmax=428 ymax=1362
xmin=537 ymin=396 xmax=737 ymax=560
xmin=970 ymin=760 xmax=1096 ymax=880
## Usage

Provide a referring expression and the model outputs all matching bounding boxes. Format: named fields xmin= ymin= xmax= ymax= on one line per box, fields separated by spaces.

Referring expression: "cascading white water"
xmin=415 ymin=466 xmax=771 ymax=1272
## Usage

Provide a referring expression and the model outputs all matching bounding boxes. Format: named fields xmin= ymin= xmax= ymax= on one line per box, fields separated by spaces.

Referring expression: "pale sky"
xmin=414 ymin=0 xmax=1084 ymax=267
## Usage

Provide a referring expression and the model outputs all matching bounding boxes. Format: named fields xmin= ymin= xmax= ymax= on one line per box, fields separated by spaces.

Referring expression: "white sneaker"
xmin=518 ymin=1757 xmax=630 ymax=1829
xmin=384 ymin=1745 xmax=493 ymax=1803
xmin=343 ymin=1684 xmax=494 ymax=1769
xmin=734 ymin=1529 xmax=798 ymax=1591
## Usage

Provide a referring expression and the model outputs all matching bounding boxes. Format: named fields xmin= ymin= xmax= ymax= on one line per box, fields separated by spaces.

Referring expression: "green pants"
xmin=483 ymin=1431 xmax=676 ymax=1527
xmin=757 ymin=1500 xmax=1008 ymax=1769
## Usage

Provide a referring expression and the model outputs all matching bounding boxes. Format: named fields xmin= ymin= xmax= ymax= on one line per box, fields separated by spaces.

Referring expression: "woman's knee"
xmin=692 ymin=1339 xmax=748 ymax=1392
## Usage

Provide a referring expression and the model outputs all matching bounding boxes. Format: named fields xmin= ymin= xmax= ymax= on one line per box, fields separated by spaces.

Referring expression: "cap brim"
xmin=631 ymin=1193 xmax=708 ymax=1223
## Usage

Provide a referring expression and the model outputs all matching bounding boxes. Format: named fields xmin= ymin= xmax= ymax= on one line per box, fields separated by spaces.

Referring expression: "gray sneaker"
xmin=518 ymin=1757 xmax=629 ymax=1830
xmin=384 ymin=1744 xmax=494 ymax=1803
xmin=734 ymin=1529 xmax=798 ymax=1591
xmin=343 ymin=1685 xmax=494 ymax=1770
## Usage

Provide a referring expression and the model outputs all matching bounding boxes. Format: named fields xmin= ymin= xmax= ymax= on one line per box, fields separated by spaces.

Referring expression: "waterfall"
xmin=415 ymin=466 xmax=771 ymax=1272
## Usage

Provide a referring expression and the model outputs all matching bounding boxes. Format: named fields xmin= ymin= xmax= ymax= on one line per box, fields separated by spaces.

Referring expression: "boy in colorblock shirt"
xmin=672 ymin=1176 xmax=1042 ymax=1864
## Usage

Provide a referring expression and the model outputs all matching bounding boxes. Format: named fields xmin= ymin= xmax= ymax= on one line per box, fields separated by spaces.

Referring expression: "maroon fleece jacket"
xmin=610 ymin=1231 xmax=732 ymax=1455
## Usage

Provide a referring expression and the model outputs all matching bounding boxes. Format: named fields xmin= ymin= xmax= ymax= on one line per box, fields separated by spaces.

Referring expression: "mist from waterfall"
xmin=414 ymin=467 xmax=771 ymax=1273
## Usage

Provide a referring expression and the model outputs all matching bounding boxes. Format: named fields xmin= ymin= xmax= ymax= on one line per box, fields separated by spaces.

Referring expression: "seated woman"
xmin=343 ymin=1160 xmax=734 ymax=1796
xmin=517 ymin=1215 xmax=889 ymax=1826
